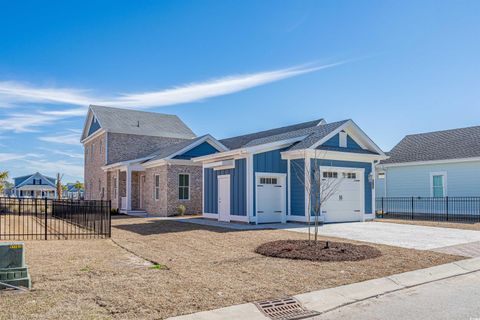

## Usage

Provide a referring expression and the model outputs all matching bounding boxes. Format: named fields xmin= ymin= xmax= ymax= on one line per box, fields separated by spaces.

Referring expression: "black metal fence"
xmin=376 ymin=197 xmax=480 ymax=223
xmin=0 ymin=197 xmax=111 ymax=240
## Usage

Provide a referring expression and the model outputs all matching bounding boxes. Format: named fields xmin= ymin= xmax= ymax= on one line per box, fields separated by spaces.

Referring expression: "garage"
xmin=256 ymin=174 xmax=286 ymax=223
xmin=320 ymin=167 xmax=364 ymax=223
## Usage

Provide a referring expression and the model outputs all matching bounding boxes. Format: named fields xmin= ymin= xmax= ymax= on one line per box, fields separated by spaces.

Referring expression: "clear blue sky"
xmin=1 ymin=0 xmax=480 ymax=182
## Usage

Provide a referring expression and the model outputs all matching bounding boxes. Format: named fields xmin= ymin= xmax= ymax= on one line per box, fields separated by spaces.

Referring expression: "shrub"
xmin=177 ymin=204 xmax=186 ymax=216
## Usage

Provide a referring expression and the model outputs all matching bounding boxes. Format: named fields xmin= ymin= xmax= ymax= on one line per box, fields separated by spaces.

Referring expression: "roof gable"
xmin=15 ymin=172 xmax=56 ymax=188
xmin=381 ymin=125 xmax=480 ymax=165
xmin=81 ymin=105 xmax=196 ymax=142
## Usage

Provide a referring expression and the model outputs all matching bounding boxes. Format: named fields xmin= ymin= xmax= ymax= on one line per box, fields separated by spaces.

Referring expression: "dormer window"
xmin=339 ymin=131 xmax=347 ymax=148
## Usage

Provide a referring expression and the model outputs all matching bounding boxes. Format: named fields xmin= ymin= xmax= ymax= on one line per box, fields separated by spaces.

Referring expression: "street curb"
xmin=167 ymin=257 xmax=480 ymax=320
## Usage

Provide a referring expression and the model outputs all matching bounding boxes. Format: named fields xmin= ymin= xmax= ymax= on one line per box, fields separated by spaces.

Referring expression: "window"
xmin=39 ymin=179 xmax=42 ymax=185
xmin=322 ymin=171 xmax=338 ymax=178
xmin=179 ymin=174 xmax=190 ymax=200
xmin=260 ymin=177 xmax=278 ymax=184
xmin=154 ymin=175 xmax=160 ymax=200
xmin=339 ymin=131 xmax=347 ymax=148
xmin=91 ymin=144 xmax=94 ymax=160
xmin=342 ymin=172 xmax=357 ymax=179
xmin=32 ymin=179 xmax=36 ymax=185
xmin=99 ymin=140 xmax=103 ymax=154
xmin=98 ymin=179 xmax=101 ymax=192
xmin=431 ymin=173 xmax=446 ymax=197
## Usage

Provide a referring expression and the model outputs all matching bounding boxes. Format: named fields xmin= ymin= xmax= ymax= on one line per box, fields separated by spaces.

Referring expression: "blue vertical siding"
xmin=88 ymin=116 xmax=101 ymax=136
xmin=203 ymin=159 xmax=247 ymax=216
xmin=290 ymin=159 xmax=305 ymax=216
xmin=253 ymin=149 xmax=288 ymax=216
xmin=310 ymin=159 xmax=373 ymax=214
xmin=322 ymin=133 xmax=363 ymax=150
xmin=174 ymin=142 xmax=219 ymax=160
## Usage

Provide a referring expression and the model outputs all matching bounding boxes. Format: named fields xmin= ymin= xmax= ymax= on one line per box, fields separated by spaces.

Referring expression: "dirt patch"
xmin=0 ymin=217 xmax=464 ymax=320
xmin=375 ymin=219 xmax=480 ymax=231
xmin=256 ymin=240 xmax=382 ymax=262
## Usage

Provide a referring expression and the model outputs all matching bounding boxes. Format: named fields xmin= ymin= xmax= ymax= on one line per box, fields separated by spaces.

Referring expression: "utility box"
xmin=0 ymin=242 xmax=31 ymax=290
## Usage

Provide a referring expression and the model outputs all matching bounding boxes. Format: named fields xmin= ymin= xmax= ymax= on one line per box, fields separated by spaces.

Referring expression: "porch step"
xmin=121 ymin=210 xmax=148 ymax=217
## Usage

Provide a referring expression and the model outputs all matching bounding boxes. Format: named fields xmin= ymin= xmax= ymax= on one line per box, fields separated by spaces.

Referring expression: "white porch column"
xmin=126 ymin=165 xmax=132 ymax=211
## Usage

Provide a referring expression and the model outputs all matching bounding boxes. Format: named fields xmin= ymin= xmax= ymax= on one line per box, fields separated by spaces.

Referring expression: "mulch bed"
xmin=255 ymin=239 xmax=382 ymax=262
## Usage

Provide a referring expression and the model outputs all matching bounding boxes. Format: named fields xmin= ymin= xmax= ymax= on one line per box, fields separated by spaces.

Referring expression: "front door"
xmin=217 ymin=175 xmax=230 ymax=222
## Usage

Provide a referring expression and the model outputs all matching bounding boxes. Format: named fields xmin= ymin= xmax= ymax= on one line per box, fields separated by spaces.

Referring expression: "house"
xmin=376 ymin=125 xmax=480 ymax=198
xmin=63 ymin=183 xmax=85 ymax=199
xmin=194 ymin=119 xmax=387 ymax=224
xmin=12 ymin=172 xmax=57 ymax=198
xmin=81 ymin=105 xmax=225 ymax=216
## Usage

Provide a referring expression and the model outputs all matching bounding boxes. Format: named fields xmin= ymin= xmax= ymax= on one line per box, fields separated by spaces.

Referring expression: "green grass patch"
xmin=150 ymin=263 xmax=168 ymax=270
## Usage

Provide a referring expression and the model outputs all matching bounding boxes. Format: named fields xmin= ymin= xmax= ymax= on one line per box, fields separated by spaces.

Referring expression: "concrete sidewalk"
xmin=167 ymin=257 xmax=480 ymax=320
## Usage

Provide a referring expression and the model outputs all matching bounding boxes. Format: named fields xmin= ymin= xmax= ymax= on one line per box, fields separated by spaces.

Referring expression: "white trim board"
xmin=379 ymin=157 xmax=480 ymax=168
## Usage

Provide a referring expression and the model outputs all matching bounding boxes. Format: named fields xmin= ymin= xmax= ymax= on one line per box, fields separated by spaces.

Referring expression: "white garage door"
xmin=256 ymin=175 xmax=285 ymax=223
xmin=320 ymin=168 xmax=364 ymax=223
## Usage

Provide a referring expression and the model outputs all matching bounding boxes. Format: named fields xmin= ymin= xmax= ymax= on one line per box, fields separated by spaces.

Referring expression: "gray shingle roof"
xmin=90 ymin=105 xmax=196 ymax=139
xmin=143 ymin=135 xmax=206 ymax=163
xmin=381 ymin=125 xmax=480 ymax=164
xmin=287 ymin=120 xmax=350 ymax=151
xmin=219 ymin=119 xmax=324 ymax=149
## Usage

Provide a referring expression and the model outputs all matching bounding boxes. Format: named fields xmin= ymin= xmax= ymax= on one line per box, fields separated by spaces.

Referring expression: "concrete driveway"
xmin=179 ymin=218 xmax=480 ymax=253
xmin=280 ymin=222 xmax=480 ymax=251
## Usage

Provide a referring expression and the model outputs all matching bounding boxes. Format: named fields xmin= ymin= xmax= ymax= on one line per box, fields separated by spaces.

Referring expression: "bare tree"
xmin=56 ymin=173 xmax=64 ymax=199
xmin=0 ymin=171 xmax=8 ymax=194
xmin=292 ymin=150 xmax=344 ymax=244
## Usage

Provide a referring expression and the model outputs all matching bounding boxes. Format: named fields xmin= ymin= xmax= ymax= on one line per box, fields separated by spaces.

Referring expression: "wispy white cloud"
xmin=0 ymin=153 xmax=28 ymax=162
xmin=37 ymin=147 xmax=84 ymax=159
xmin=0 ymin=61 xmax=350 ymax=133
xmin=38 ymin=132 xmax=81 ymax=145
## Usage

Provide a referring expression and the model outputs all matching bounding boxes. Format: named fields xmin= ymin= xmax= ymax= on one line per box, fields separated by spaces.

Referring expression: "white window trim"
xmin=430 ymin=171 xmax=447 ymax=197
xmin=178 ymin=173 xmax=190 ymax=201
xmin=154 ymin=174 xmax=160 ymax=201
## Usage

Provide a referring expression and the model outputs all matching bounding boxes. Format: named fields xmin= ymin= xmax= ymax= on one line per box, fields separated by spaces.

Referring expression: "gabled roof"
xmin=220 ymin=119 xmax=325 ymax=149
xmin=14 ymin=172 xmax=56 ymax=188
xmin=286 ymin=120 xmax=350 ymax=151
xmin=381 ymin=125 xmax=480 ymax=165
xmin=81 ymin=105 xmax=196 ymax=141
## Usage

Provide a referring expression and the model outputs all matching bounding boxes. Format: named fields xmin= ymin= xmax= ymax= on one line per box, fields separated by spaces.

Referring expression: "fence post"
xmin=108 ymin=200 xmax=112 ymax=238
xmin=446 ymin=196 xmax=449 ymax=222
xmin=411 ymin=197 xmax=414 ymax=220
xmin=381 ymin=197 xmax=384 ymax=218
xmin=44 ymin=197 xmax=48 ymax=240
xmin=18 ymin=198 xmax=21 ymax=216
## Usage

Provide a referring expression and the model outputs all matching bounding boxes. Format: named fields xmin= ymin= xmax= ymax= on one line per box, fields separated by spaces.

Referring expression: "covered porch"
xmin=108 ymin=163 xmax=147 ymax=215
xmin=15 ymin=185 xmax=56 ymax=198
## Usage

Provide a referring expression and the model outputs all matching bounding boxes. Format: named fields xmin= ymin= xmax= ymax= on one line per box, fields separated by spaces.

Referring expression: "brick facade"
xmin=83 ymin=133 xmax=107 ymax=200
xmin=144 ymin=163 xmax=203 ymax=216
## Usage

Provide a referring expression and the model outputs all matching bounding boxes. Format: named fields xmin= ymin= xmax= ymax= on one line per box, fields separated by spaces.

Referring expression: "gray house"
xmin=376 ymin=125 xmax=480 ymax=198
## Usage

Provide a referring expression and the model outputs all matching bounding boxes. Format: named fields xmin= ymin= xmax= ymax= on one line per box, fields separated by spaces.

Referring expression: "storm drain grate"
xmin=255 ymin=297 xmax=320 ymax=320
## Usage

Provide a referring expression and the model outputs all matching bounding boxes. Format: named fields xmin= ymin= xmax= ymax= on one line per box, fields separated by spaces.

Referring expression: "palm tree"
xmin=73 ymin=181 xmax=84 ymax=199
xmin=0 ymin=171 xmax=9 ymax=194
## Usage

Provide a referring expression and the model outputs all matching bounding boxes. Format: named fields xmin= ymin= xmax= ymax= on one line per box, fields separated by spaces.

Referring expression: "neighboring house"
xmin=63 ymin=183 xmax=84 ymax=199
xmin=194 ymin=119 xmax=387 ymax=224
xmin=81 ymin=105 xmax=224 ymax=216
xmin=12 ymin=172 xmax=57 ymax=198
xmin=376 ymin=125 xmax=480 ymax=198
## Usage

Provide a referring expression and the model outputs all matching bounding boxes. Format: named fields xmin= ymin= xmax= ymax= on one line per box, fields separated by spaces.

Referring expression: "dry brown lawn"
xmin=375 ymin=218 xmax=480 ymax=231
xmin=0 ymin=216 xmax=464 ymax=320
